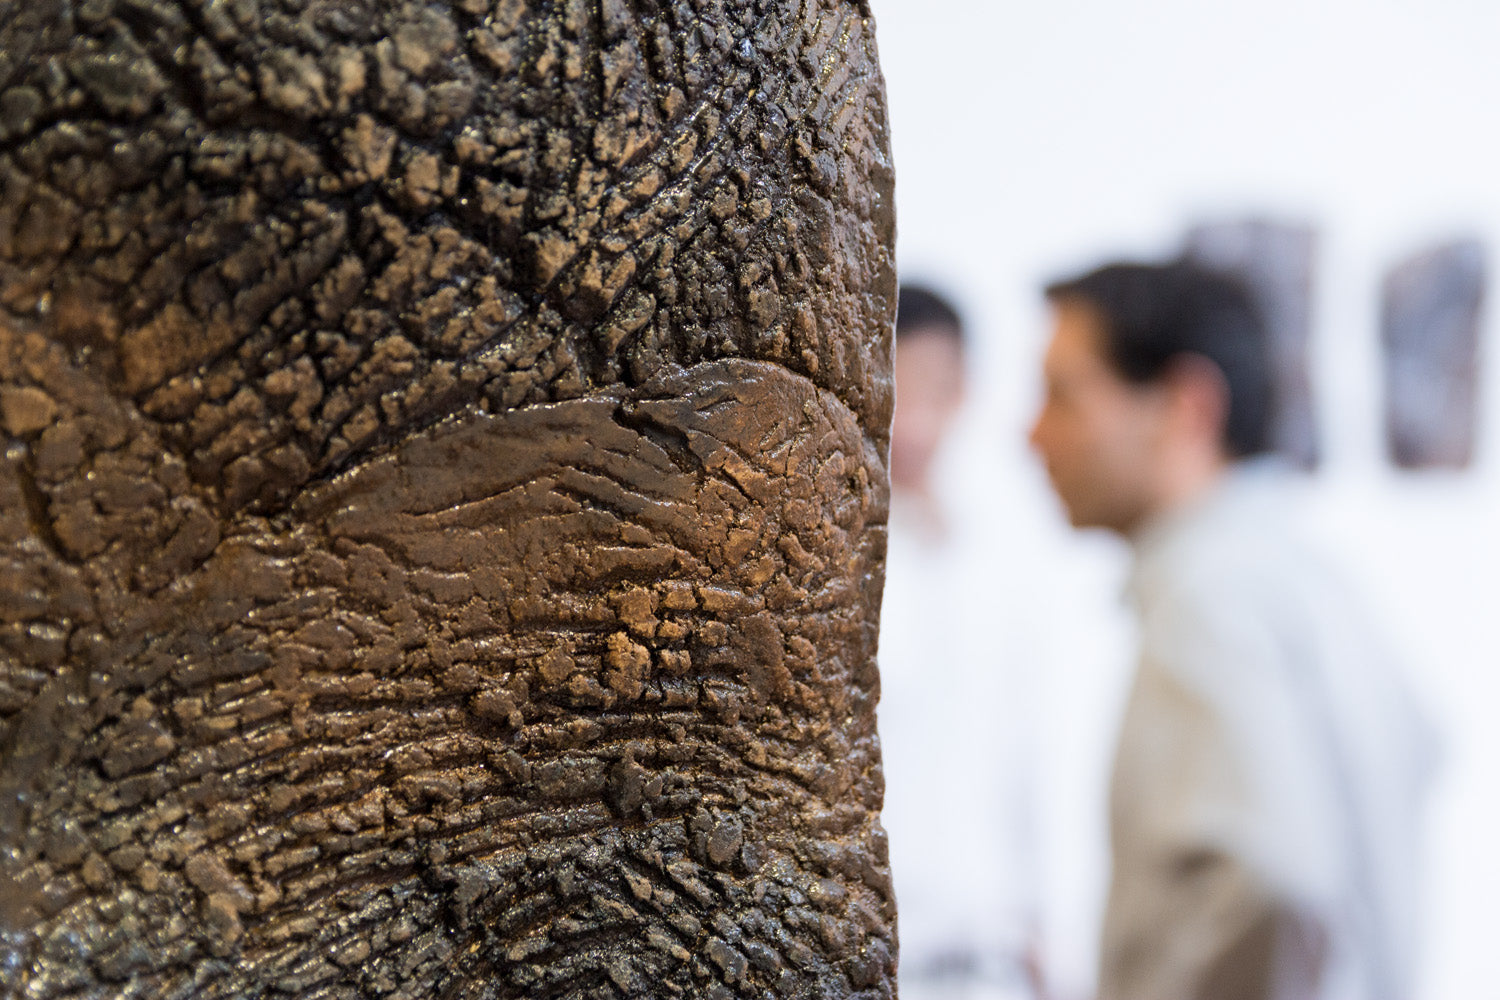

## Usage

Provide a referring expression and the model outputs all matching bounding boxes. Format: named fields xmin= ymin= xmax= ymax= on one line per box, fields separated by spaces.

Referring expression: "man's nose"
xmin=1026 ymin=412 xmax=1046 ymax=452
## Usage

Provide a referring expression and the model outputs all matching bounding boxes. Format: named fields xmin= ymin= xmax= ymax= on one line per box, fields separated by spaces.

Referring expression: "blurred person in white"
xmin=1028 ymin=260 xmax=1437 ymax=1000
xmin=880 ymin=284 xmax=1046 ymax=1000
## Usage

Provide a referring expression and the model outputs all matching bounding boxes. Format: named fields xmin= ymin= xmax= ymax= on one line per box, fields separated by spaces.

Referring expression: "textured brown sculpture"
xmin=0 ymin=1 xmax=897 ymax=997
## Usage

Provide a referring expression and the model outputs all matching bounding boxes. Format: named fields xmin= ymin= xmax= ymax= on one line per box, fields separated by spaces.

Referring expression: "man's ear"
xmin=1164 ymin=353 xmax=1231 ymax=449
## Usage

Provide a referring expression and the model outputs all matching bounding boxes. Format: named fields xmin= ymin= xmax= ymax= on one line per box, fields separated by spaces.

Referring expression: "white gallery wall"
xmin=869 ymin=1 xmax=1500 ymax=997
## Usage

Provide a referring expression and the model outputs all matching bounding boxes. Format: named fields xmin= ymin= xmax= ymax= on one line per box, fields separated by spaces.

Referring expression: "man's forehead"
xmin=1047 ymin=300 xmax=1110 ymax=366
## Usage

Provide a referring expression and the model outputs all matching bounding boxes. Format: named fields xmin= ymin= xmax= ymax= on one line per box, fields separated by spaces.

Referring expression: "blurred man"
xmin=881 ymin=285 xmax=1045 ymax=1000
xmin=889 ymin=287 xmax=968 ymax=523
xmin=1028 ymin=261 xmax=1435 ymax=1000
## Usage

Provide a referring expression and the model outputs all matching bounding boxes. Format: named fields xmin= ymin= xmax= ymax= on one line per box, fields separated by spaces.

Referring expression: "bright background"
xmin=868 ymin=1 xmax=1500 ymax=996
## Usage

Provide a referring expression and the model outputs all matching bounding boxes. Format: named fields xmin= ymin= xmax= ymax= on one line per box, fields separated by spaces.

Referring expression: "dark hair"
xmin=1044 ymin=260 xmax=1273 ymax=458
xmin=896 ymin=284 xmax=964 ymax=344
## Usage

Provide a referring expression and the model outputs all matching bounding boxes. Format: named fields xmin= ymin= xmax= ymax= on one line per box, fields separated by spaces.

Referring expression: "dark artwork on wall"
xmin=0 ymin=2 xmax=898 ymax=998
xmin=1381 ymin=239 xmax=1487 ymax=471
xmin=1184 ymin=218 xmax=1320 ymax=469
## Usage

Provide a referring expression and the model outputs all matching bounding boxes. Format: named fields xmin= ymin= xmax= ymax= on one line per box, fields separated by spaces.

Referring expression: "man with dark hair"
xmin=882 ymin=284 xmax=1045 ymax=1000
xmin=890 ymin=284 xmax=968 ymax=512
xmin=1032 ymin=262 xmax=1273 ymax=536
xmin=1046 ymin=262 xmax=1273 ymax=459
xmin=1029 ymin=260 xmax=1435 ymax=1000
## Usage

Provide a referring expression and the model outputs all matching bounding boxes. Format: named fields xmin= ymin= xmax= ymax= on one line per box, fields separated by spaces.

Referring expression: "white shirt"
xmin=878 ymin=489 xmax=1041 ymax=998
xmin=1103 ymin=461 xmax=1438 ymax=1000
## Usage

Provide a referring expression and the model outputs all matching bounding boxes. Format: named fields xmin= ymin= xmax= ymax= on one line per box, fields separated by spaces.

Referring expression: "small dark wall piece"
xmin=1381 ymin=239 xmax=1487 ymax=470
xmin=1184 ymin=218 xmax=1320 ymax=469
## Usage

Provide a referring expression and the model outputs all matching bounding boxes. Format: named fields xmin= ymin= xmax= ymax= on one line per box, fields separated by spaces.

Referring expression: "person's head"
xmin=1028 ymin=259 xmax=1273 ymax=535
xmin=892 ymin=284 xmax=967 ymax=494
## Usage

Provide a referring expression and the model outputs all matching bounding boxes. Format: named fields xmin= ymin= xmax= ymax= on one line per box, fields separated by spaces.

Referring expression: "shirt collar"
xmin=1123 ymin=454 xmax=1298 ymax=607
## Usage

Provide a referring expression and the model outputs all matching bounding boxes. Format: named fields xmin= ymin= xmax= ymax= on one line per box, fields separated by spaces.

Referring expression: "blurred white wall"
xmin=870 ymin=1 xmax=1500 ymax=996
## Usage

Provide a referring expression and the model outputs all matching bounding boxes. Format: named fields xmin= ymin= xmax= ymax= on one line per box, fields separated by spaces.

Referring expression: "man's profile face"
xmin=890 ymin=326 xmax=965 ymax=493
xmin=1028 ymin=301 xmax=1168 ymax=535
